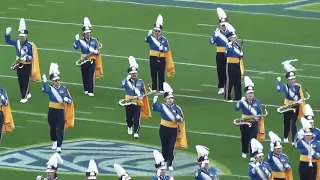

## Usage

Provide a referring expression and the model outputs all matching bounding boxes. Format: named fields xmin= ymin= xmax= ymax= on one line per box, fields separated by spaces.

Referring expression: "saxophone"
xmin=75 ymin=53 xmax=94 ymax=66
xmin=233 ymin=106 xmax=268 ymax=127
xmin=11 ymin=57 xmax=24 ymax=70
xmin=277 ymin=91 xmax=310 ymax=113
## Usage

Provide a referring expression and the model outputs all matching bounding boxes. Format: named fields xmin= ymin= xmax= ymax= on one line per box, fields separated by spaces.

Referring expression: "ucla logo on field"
xmin=0 ymin=139 xmax=223 ymax=175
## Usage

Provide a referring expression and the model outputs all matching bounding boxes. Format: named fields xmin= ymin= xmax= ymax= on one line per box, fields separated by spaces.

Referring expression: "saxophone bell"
xmin=76 ymin=54 xmax=94 ymax=67
xmin=11 ymin=57 xmax=24 ymax=70
xmin=277 ymin=91 xmax=310 ymax=114
xmin=233 ymin=106 xmax=268 ymax=127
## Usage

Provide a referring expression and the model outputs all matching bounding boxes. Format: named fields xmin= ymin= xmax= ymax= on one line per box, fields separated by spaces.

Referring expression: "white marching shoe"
xmin=56 ymin=147 xmax=62 ymax=153
xmin=134 ymin=133 xmax=139 ymax=138
xmin=27 ymin=93 xmax=31 ymax=99
xmin=20 ymin=98 xmax=28 ymax=103
xmin=127 ymin=127 xmax=133 ymax=135
xmin=84 ymin=91 xmax=88 ymax=95
xmin=51 ymin=141 xmax=57 ymax=150
xmin=242 ymin=153 xmax=247 ymax=158
xmin=283 ymin=138 xmax=289 ymax=143
xmin=217 ymin=88 xmax=224 ymax=94
xmin=88 ymin=93 xmax=94 ymax=97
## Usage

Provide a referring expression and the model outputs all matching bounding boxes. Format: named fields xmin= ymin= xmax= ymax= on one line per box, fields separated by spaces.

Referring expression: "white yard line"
xmin=93 ymin=106 xmax=116 ymax=110
xmin=174 ymin=0 xmax=307 ymax=6
xmin=0 ymin=17 xmax=319 ymax=49
xmin=250 ymin=76 xmax=265 ymax=79
xmin=0 ymin=12 xmax=5 ymax=14
xmin=180 ymin=88 xmax=201 ymax=92
xmin=75 ymin=111 xmax=92 ymax=114
xmin=198 ymin=23 xmax=217 ymax=27
xmin=304 ymin=64 xmax=320 ymax=67
xmin=27 ymin=4 xmax=46 ymax=7
xmin=7 ymin=7 xmax=26 ymax=10
xmin=93 ymin=0 xmax=320 ymax=21
xmin=46 ymin=0 xmax=65 ymax=3
xmin=26 ymin=120 xmax=47 ymax=124
xmin=0 ymin=44 xmax=319 ymax=80
xmin=15 ymin=126 xmax=24 ymax=128
xmin=202 ymin=84 xmax=218 ymax=87
xmin=0 ymin=147 xmax=13 ymax=150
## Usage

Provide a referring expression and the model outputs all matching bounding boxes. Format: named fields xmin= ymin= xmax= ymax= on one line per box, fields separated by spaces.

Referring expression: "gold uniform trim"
xmin=300 ymin=155 xmax=316 ymax=162
xmin=161 ymin=119 xmax=178 ymax=128
xmin=81 ymin=53 xmax=96 ymax=60
xmin=125 ymin=95 xmax=143 ymax=106
xmin=150 ymin=50 xmax=166 ymax=57
xmin=216 ymin=46 xmax=225 ymax=52
xmin=272 ymin=171 xmax=285 ymax=178
xmin=49 ymin=101 xmax=64 ymax=109
xmin=227 ymin=57 xmax=240 ymax=64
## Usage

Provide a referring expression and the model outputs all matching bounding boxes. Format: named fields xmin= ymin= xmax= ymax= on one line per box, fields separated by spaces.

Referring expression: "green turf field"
xmin=295 ymin=3 xmax=320 ymax=12
xmin=0 ymin=0 xmax=319 ymax=179
xmin=196 ymin=0 xmax=294 ymax=4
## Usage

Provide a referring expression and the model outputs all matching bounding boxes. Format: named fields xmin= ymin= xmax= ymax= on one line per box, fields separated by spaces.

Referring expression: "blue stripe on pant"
xmin=0 ymin=111 xmax=3 ymax=140
xmin=81 ymin=61 xmax=96 ymax=93
xmin=125 ymin=105 xmax=141 ymax=133
xmin=48 ymin=108 xmax=65 ymax=147
xmin=159 ymin=125 xmax=178 ymax=167
xmin=16 ymin=64 xmax=31 ymax=99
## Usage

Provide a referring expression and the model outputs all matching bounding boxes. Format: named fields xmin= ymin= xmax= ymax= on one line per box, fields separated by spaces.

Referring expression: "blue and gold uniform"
xmin=73 ymin=17 xmax=103 ymax=97
xmin=0 ymin=88 xmax=14 ymax=140
xmin=114 ymin=163 xmax=132 ymax=180
xmin=277 ymin=60 xmax=306 ymax=143
xmin=248 ymin=139 xmax=272 ymax=180
xmin=42 ymin=63 xmax=74 ymax=153
xmin=194 ymin=168 xmax=218 ymax=180
xmin=152 ymin=83 xmax=187 ymax=169
xmin=224 ymin=23 xmax=243 ymax=101
xmin=152 ymin=150 xmax=174 ymax=179
xmin=145 ymin=14 xmax=174 ymax=92
xmin=120 ymin=56 xmax=151 ymax=138
xmin=4 ymin=18 xmax=41 ymax=103
xmin=194 ymin=145 xmax=219 ymax=180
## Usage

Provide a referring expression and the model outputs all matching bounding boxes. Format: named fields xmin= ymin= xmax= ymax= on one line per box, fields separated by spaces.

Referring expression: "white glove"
xmin=153 ymin=96 xmax=158 ymax=103
xmin=36 ymin=176 xmax=42 ymax=180
xmin=297 ymin=99 xmax=303 ymax=104
xmin=159 ymin=45 xmax=163 ymax=51
xmin=20 ymin=56 xmax=27 ymax=61
xmin=138 ymin=96 xmax=143 ymax=100
xmin=284 ymin=164 xmax=291 ymax=170
xmin=42 ymin=74 xmax=47 ymax=83
xmin=88 ymin=46 xmax=95 ymax=52
xmin=169 ymin=177 xmax=174 ymax=180
xmin=270 ymin=143 xmax=274 ymax=151
xmin=126 ymin=75 xmax=131 ymax=80
xmin=240 ymin=51 xmax=244 ymax=56
xmin=277 ymin=77 xmax=281 ymax=81
xmin=6 ymin=27 xmax=12 ymax=35
xmin=75 ymin=34 xmax=79 ymax=40
xmin=176 ymin=114 xmax=181 ymax=120
xmin=148 ymin=29 xmax=152 ymax=36
xmin=240 ymin=97 xmax=246 ymax=102
xmin=64 ymin=97 xmax=69 ymax=103
xmin=0 ymin=95 xmax=4 ymax=100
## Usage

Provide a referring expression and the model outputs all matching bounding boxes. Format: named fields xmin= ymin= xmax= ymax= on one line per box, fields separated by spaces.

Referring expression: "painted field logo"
xmin=0 ymin=139 xmax=224 ymax=175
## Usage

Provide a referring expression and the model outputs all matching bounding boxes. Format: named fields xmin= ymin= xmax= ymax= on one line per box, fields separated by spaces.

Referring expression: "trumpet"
xmin=11 ymin=57 xmax=24 ymax=70
xmin=233 ymin=106 xmax=268 ymax=127
xmin=277 ymin=91 xmax=310 ymax=114
xmin=119 ymin=86 xmax=154 ymax=107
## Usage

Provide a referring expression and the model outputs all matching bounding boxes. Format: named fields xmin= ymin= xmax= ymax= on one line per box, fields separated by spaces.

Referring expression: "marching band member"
xmin=0 ymin=87 xmax=14 ymax=141
xmin=152 ymin=150 xmax=174 ymax=180
xmin=86 ymin=159 xmax=99 ymax=180
xmin=36 ymin=152 xmax=63 ymax=180
xmin=114 ymin=163 xmax=131 ymax=180
xmin=277 ymin=59 xmax=306 ymax=145
xmin=145 ymin=14 xmax=175 ymax=93
xmin=120 ymin=56 xmax=151 ymax=138
xmin=295 ymin=118 xmax=320 ymax=180
xmin=234 ymin=76 xmax=266 ymax=159
xmin=267 ymin=131 xmax=293 ymax=180
xmin=210 ymin=7 xmax=229 ymax=95
xmin=248 ymin=138 xmax=272 ymax=180
xmin=5 ymin=18 xmax=41 ymax=103
xmin=152 ymin=82 xmax=188 ymax=170
xmin=73 ymin=17 xmax=103 ymax=97
xmin=42 ymin=63 xmax=75 ymax=153
xmin=194 ymin=145 xmax=219 ymax=180
xmin=224 ymin=23 xmax=244 ymax=102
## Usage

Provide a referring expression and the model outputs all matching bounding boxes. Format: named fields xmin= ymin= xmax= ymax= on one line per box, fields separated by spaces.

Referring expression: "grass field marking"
xmin=304 ymin=63 xmax=320 ymax=67
xmin=250 ymin=76 xmax=265 ymax=79
xmin=0 ymin=12 xmax=5 ymax=14
xmin=1 ymin=44 xmax=320 ymax=80
xmin=174 ymin=0 xmax=308 ymax=6
xmin=0 ymin=17 xmax=319 ymax=49
xmin=26 ymin=120 xmax=47 ymax=124
xmin=15 ymin=126 xmax=24 ymax=128
xmin=75 ymin=111 xmax=92 ymax=114
xmin=285 ymin=2 xmax=320 ymax=13
xmin=46 ymin=0 xmax=65 ymax=3
xmin=7 ymin=8 xmax=26 ymax=10
xmin=180 ymin=88 xmax=202 ymax=92
xmin=94 ymin=0 xmax=320 ymax=21
xmin=198 ymin=23 xmax=217 ymax=27
xmin=202 ymin=84 xmax=218 ymax=87
xmin=93 ymin=106 xmax=116 ymax=110
xmin=26 ymin=4 xmax=46 ymax=7
xmin=0 ymin=147 xmax=13 ymax=150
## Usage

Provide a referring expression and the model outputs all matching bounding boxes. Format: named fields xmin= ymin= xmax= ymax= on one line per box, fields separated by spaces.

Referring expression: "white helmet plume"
xmin=305 ymin=104 xmax=314 ymax=117
xmin=87 ymin=159 xmax=99 ymax=174
xmin=282 ymin=59 xmax=298 ymax=72
xmin=84 ymin=17 xmax=92 ymax=28
xmin=244 ymin=76 xmax=254 ymax=88
xmin=18 ymin=18 xmax=27 ymax=36
xmin=155 ymin=14 xmax=163 ymax=27
xmin=49 ymin=63 xmax=60 ymax=76
xmin=301 ymin=117 xmax=312 ymax=134
xmin=128 ymin=56 xmax=139 ymax=69
xmin=196 ymin=145 xmax=209 ymax=159
xmin=46 ymin=153 xmax=63 ymax=172
xmin=217 ymin=7 xmax=227 ymax=23
xmin=250 ymin=138 xmax=263 ymax=157
xmin=163 ymin=82 xmax=173 ymax=93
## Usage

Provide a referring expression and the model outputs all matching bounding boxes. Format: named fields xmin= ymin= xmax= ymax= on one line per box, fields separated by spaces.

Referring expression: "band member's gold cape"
xmin=283 ymin=84 xmax=305 ymax=120
xmin=285 ymin=169 xmax=293 ymax=180
xmin=257 ymin=117 xmax=265 ymax=141
xmin=240 ymin=59 xmax=244 ymax=76
xmin=1 ymin=89 xmax=15 ymax=133
xmin=30 ymin=42 xmax=41 ymax=82
xmin=64 ymin=89 xmax=75 ymax=129
xmin=94 ymin=40 xmax=103 ymax=78
xmin=317 ymin=159 xmax=320 ymax=180
xmin=165 ymin=40 xmax=175 ymax=77
xmin=175 ymin=108 xmax=188 ymax=149
xmin=140 ymin=83 xmax=152 ymax=119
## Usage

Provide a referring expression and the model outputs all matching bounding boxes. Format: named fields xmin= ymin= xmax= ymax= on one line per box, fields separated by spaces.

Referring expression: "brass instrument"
xmin=76 ymin=41 xmax=103 ymax=67
xmin=277 ymin=91 xmax=310 ymax=114
xmin=11 ymin=57 xmax=24 ymax=70
xmin=119 ymin=86 xmax=153 ymax=107
xmin=233 ymin=106 xmax=268 ymax=127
